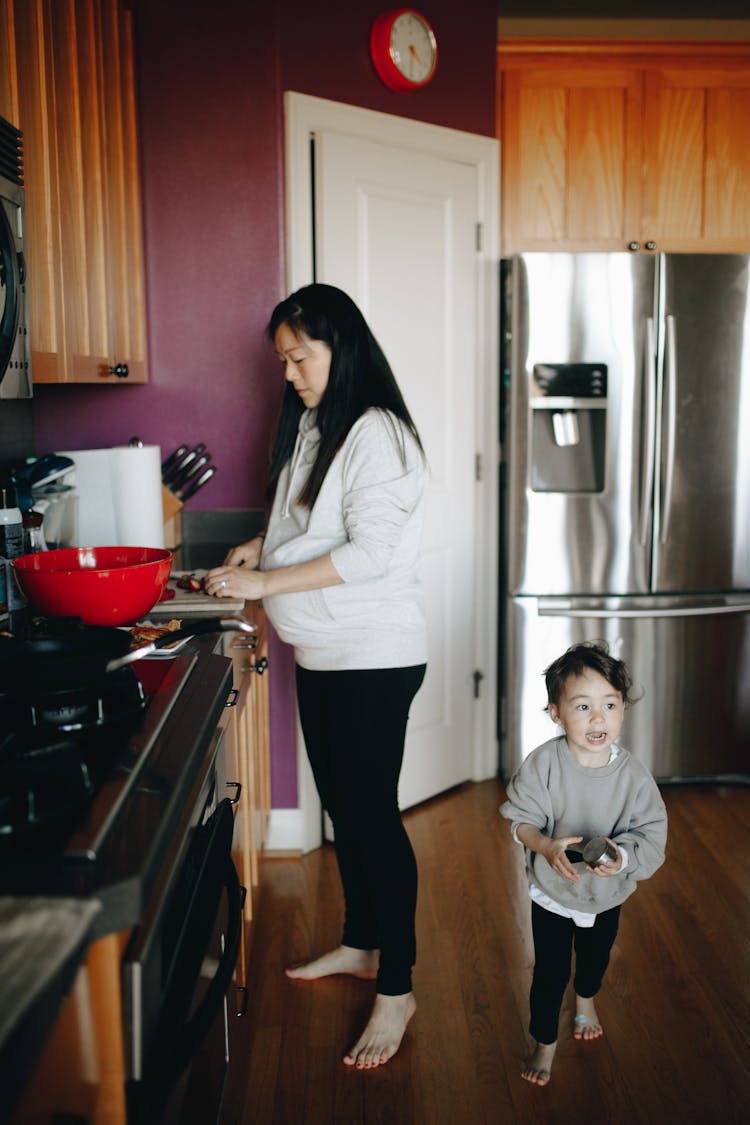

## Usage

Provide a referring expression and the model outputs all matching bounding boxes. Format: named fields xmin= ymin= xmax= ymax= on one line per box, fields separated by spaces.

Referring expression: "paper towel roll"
xmin=111 ymin=444 xmax=165 ymax=547
xmin=57 ymin=446 xmax=166 ymax=549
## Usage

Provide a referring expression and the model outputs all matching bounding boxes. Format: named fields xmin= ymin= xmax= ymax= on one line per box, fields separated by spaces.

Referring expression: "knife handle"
xmin=171 ymin=453 xmax=211 ymax=493
xmin=179 ymin=464 xmax=217 ymax=501
xmin=161 ymin=444 xmax=188 ymax=475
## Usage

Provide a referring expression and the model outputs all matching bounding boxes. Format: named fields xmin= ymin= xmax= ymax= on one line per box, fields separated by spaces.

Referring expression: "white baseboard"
xmin=264 ymin=807 xmax=307 ymax=854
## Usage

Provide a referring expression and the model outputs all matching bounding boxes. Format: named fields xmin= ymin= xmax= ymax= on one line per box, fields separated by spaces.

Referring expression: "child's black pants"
xmin=529 ymin=900 xmax=621 ymax=1044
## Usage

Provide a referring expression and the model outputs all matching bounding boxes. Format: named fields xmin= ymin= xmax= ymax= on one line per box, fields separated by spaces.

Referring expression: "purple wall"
xmin=31 ymin=0 xmax=497 ymax=808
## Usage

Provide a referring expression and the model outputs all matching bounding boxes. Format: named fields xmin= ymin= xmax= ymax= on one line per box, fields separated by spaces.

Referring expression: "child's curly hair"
xmin=544 ymin=640 xmax=638 ymax=709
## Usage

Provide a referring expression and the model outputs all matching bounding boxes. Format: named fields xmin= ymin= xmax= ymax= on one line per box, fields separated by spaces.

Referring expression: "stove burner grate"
xmin=2 ymin=667 xmax=147 ymax=733
xmin=0 ymin=670 xmax=149 ymax=846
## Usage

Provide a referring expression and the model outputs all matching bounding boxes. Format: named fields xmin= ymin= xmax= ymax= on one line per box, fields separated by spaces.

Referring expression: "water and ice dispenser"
xmin=529 ymin=363 xmax=607 ymax=492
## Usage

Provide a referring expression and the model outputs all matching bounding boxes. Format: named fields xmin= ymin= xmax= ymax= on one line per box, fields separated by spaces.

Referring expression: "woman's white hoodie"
xmin=261 ymin=407 xmax=428 ymax=671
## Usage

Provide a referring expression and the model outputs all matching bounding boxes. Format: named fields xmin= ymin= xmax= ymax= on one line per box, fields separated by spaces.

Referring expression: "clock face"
xmin=389 ymin=11 xmax=436 ymax=86
xmin=370 ymin=9 xmax=438 ymax=92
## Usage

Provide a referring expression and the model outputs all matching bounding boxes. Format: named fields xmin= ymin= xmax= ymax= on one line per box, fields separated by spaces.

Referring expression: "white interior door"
xmin=283 ymin=94 xmax=499 ymax=850
xmin=314 ymin=132 xmax=476 ymax=810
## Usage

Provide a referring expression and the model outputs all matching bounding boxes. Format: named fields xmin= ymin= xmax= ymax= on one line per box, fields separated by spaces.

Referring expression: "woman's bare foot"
xmin=573 ymin=995 xmax=604 ymax=1040
xmin=521 ymin=1041 xmax=556 ymax=1086
xmin=285 ymin=944 xmax=378 ymax=981
xmin=343 ymin=992 xmax=416 ymax=1069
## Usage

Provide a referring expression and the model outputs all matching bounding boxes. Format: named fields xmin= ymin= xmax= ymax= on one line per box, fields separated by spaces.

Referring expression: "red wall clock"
xmin=370 ymin=9 xmax=438 ymax=93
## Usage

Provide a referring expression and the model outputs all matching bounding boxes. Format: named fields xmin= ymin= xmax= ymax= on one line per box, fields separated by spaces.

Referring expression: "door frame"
xmin=284 ymin=92 xmax=500 ymax=853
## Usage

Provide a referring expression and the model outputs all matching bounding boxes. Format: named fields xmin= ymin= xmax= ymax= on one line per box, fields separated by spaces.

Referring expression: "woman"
xmin=204 ymin=283 xmax=428 ymax=1069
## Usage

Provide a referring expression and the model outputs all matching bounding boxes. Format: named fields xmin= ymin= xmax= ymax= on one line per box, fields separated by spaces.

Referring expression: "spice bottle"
xmin=0 ymin=485 xmax=27 ymax=611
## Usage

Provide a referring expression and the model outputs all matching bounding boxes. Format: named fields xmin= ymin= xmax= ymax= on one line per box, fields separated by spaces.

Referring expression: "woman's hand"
xmin=204 ymin=561 xmax=267 ymax=601
xmin=223 ymin=535 xmax=264 ymax=569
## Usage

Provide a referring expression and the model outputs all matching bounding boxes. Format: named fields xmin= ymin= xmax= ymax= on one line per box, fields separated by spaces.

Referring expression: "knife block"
xmin=162 ymin=485 xmax=184 ymax=551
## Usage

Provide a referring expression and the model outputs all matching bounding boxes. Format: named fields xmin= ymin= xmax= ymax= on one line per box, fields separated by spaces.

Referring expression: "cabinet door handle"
xmin=627 ymin=241 xmax=640 ymax=251
xmin=108 ymin=362 xmax=130 ymax=377
xmin=226 ymin=780 xmax=242 ymax=804
xmin=243 ymin=657 xmax=269 ymax=675
xmin=225 ymin=687 xmax=240 ymax=708
xmin=645 ymin=240 xmax=657 ymax=251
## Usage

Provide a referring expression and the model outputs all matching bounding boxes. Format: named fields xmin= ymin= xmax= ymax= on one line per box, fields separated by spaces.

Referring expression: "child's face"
xmin=548 ymin=668 xmax=625 ymax=766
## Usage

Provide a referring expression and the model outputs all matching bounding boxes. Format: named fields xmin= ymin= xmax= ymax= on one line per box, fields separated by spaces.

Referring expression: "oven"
xmin=0 ymin=115 xmax=32 ymax=400
xmin=0 ymin=615 xmax=252 ymax=1124
xmin=122 ymin=688 xmax=245 ymax=1125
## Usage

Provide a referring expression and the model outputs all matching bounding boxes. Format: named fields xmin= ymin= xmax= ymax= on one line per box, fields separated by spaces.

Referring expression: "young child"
xmin=500 ymin=641 xmax=667 ymax=1086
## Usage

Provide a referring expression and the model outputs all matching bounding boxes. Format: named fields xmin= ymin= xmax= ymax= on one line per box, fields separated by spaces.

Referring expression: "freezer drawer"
xmin=503 ymin=596 xmax=750 ymax=782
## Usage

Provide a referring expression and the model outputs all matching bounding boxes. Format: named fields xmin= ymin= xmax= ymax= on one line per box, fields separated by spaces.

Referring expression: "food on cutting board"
xmin=129 ymin=619 xmax=182 ymax=647
xmin=176 ymin=572 xmax=205 ymax=592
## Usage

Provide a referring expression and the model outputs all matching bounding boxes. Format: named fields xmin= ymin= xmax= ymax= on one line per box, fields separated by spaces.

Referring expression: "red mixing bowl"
xmin=12 ymin=546 xmax=174 ymax=626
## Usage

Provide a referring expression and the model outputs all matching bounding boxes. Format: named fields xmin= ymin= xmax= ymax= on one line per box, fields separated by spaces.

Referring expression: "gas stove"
xmin=0 ymin=633 xmax=234 ymax=931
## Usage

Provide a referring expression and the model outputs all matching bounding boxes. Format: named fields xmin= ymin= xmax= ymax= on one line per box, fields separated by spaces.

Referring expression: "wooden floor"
xmin=220 ymin=779 xmax=750 ymax=1125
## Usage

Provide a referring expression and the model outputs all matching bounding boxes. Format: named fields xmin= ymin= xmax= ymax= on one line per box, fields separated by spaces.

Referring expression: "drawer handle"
xmin=243 ymin=657 xmax=268 ymax=675
xmin=225 ymin=687 xmax=240 ymax=707
xmin=226 ymin=780 xmax=242 ymax=805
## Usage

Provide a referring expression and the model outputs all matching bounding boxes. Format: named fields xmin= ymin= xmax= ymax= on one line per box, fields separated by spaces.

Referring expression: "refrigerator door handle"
xmin=639 ymin=317 xmax=657 ymax=546
xmin=659 ymin=314 xmax=678 ymax=544
xmin=537 ymin=599 xmax=750 ymax=619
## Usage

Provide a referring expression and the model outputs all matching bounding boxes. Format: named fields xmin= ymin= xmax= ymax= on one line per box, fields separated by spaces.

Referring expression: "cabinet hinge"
xmin=475 ymin=452 xmax=483 ymax=482
xmin=475 ymin=222 xmax=483 ymax=252
xmin=473 ymin=669 xmax=485 ymax=699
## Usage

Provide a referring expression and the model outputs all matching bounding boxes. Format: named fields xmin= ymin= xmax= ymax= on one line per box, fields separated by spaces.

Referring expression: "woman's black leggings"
xmin=529 ymin=901 xmax=621 ymax=1045
xmin=295 ymin=663 xmax=426 ymax=996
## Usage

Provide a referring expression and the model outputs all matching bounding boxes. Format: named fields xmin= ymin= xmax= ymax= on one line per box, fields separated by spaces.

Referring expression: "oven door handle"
xmin=161 ymin=856 xmax=244 ymax=1090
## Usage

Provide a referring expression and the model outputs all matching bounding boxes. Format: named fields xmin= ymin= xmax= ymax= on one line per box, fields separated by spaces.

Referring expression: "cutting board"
xmin=150 ymin=571 xmax=245 ymax=615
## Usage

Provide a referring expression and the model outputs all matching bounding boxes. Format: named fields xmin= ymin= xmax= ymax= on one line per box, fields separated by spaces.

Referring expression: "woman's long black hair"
xmin=266 ymin=283 xmax=424 ymax=509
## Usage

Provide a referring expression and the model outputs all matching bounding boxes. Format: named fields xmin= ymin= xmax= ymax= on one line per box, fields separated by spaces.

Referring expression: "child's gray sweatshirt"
xmin=500 ymin=736 xmax=667 ymax=914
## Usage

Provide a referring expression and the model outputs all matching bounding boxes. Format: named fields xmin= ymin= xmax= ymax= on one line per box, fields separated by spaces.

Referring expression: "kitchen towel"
xmin=57 ymin=445 xmax=166 ymax=548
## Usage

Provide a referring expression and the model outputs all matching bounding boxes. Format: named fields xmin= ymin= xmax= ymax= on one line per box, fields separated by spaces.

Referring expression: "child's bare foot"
xmin=521 ymin=1041 xmax=556 ymax=1086
xmin=343 ymin=992 xmax=416 ymax=1069
xmin=573 ymin=995 xmax=604 ymax=1040
xmin=285 ymin=944 xmax=379 ymax=981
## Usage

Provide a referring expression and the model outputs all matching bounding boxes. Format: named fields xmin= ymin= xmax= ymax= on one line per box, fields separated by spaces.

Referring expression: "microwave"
xmin=0 ymin=115 xmax=32 ymax=400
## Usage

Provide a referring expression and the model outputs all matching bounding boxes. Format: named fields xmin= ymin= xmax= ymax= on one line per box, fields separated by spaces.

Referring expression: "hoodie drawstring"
xmin=281 ymin=429 xmax=305 ymax=518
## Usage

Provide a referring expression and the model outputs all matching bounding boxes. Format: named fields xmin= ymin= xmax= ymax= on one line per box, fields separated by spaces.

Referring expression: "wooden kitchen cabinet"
xmin=497 ymin=41 xmax=750 ymax=255
xmin=9 ymin=931 xmax=130 ymax=1125
xmin=225 ymin=601 xmax=270 ymax=933
xmin=0 ymin=0 xmax=147 ymax=383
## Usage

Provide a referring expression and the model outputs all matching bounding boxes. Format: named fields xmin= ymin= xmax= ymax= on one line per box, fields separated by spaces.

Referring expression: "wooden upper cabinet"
xmin=642 ymin=61 xmax=750 ymax=251
xmin=500 ymin=60 xmax=643 ymax=252
xmin=0 ymin=0 xmax=147 ymax=383
xmin=497 ymin=41 xmax=750 ymax=255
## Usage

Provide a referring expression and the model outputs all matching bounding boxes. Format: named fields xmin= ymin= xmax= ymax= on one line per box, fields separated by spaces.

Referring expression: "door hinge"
xmin=475 ymin=453 xmax=483 ymax=482
xmin=473 ymin=669 xmax=484 ymax=699
xmin=475 ymin=222 xmax=483 ymax=252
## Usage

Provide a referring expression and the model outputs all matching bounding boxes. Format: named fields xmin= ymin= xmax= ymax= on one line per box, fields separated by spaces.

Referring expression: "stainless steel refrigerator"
xmin=501 ymin=252 xmax=750 ymax=781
